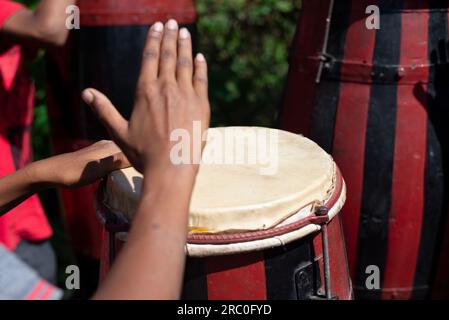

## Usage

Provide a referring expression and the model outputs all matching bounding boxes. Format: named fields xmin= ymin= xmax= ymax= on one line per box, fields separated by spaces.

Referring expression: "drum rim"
xmin=185 ymin=179 xmax=346 ymax=257
xmin=112 ymin=180 xmax=346 ymax=257
xmin=185 ymin=166 xmax=343 ymax=244
xmin=96 ymin=165 xmax=344 ymax=244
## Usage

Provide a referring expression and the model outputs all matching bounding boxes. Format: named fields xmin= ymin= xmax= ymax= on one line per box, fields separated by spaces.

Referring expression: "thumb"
xmin=82 ymin=88 xmax=128 ymax=144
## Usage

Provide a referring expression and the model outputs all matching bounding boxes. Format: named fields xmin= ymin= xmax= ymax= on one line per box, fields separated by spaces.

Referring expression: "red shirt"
xmin=0 ymin=0 xmax=52 ymax=250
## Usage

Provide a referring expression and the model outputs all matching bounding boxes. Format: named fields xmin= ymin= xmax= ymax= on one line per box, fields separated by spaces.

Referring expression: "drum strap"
xmin=294 ymin=54 xmax=447 ymax=84
xmin=314 ymin=57 xmax=443 ymax=84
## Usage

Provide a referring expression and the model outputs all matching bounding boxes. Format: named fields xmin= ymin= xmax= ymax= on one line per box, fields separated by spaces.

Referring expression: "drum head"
xmin=103 ymin=127 xmax=339 ymax=235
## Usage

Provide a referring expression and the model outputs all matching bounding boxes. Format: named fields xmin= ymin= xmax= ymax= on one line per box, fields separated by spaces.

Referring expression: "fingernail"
xmin=167 ymin=19 xmax=178 ymax=30
xmin=153 ymin=21 xmax=163 ymax=32
xmin=196 ymin=53 xmax=205 ymax=62
xmin=82 ymin=90 xmax=94 ymax=104
xmin=179 ymin=28 xmax=189 ymax=39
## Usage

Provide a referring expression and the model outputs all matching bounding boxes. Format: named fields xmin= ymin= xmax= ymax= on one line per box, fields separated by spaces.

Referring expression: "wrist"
xmin=143 ymin=164 xmax=198 ymax=185
xmin=139 ymin=164 xmax=198 ymax=207
xmin=25 ymin=159 xmax=59 ymax=190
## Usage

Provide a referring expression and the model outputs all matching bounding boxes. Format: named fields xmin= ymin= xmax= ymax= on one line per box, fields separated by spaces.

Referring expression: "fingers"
xmin=88 ymin=152 xmax=130 ymax=183
xmin=82 ymin=88 xmax=128 ymax=144
xmin=86 ymin=142 xmax=130 ymax=171
xmin=139 ymin=22 xmax=164 ymax=82
xmin=177 ymin=28 xmax=193 ymax=86
xmin=90 ymin=140 xmax=122 ymax=156
xmin=193 ymin=53 xmax=208 ymax=98
xmin=159 ymin=19 xmax=179 ymax=79
xmin=110 ymin=152 xmax=131 ymax=170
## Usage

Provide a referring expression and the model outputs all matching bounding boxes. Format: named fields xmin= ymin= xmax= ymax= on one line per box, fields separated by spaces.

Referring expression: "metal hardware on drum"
xmin=315 ymin=0 xmax=335 ymax=83
xmin=314 ymin=205 xmax=336 ymax=300
xmin=321 ymin=224 xmax=334 ymax=300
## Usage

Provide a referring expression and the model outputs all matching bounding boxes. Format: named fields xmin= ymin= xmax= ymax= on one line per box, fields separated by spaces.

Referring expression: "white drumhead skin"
xmin=103 ymin=127 xmax=336 ymax=233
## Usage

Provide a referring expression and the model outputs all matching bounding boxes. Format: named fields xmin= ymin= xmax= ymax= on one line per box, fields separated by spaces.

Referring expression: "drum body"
xmin=100 ymin=215 xmax=351 ymax=300
xmin=45 ymin=0 xmax=197 ymax=258
xmin=280 ymin=0 xmax=449 ymax=299
xmin=97 ymin=127 xmax=353 ymax=299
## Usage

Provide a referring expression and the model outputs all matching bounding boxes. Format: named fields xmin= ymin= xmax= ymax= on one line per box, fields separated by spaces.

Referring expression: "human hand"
xmin=33 ymin=140 xmax=130 ymax=189
xmin=81 ymin=20 xmax=210 ymax=175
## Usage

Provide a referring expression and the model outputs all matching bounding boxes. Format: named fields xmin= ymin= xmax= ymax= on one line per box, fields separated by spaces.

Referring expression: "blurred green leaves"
xmin=28 ymin=50 xmax=50 ymax=161
xmin=16 ymin=0 xmax=37 ymax=8
xmin=196 ymin=0 xmax=301 ymax=127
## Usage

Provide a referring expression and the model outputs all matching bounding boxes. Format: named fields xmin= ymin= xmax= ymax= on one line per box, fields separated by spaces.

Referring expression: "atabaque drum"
xmin=280 ymin=0 xmax=449 ymax=299
xmin=97 ymin=127 xmax=352 ymax=299
xmin=45 ymin=0 xmax=197 ymax=259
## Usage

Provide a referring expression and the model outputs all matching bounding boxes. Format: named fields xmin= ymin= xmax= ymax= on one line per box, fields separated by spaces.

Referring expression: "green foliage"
xmin=16 ymin=0 xmax=37 ymax=7
xmin=28 ymin=51 xmax=50 ymax=161
xmin=196 ymin=0 xmax=301 ymax=127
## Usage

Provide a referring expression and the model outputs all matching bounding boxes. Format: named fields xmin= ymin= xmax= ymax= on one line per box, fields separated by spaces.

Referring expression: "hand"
xmin=85 ymin=20 xmax=211 ymax=300
xmin=33 ymin=140 xmax=130 ymax=189
xmin=81 ymin=20 xmax=210 ymax=175
xmin=0 ymin=140 xmax=129 ymax=216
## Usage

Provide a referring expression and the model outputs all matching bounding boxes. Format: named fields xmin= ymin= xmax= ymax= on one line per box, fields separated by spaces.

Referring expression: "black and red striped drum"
xmin=281 ymin=0 xmax=449 ymax=299
xmin=97 ymin=127 xmax=352 ymax=299
xmin=46 ymin=0 xmax=197 ymax=258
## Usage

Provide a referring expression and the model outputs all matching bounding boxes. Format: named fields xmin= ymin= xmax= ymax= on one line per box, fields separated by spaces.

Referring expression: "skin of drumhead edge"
xmin=103 ymin=127 xmax=336 ymax=233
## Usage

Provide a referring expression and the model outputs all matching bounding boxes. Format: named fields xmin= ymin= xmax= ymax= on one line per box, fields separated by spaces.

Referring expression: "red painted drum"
xmin=78 ymin=0 xmax=197 ymax=26
xmin=97 ymin=127 xmax=352 ymax=299
xmin=280 ymin=0 xmax=449 ymax=299
xmin=46 ymin=0 xmax=197 ymax=258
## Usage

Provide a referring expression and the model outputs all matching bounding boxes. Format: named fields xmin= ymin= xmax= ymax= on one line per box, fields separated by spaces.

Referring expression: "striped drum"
xmin=281 ymin=0 xmax=449 ymax=299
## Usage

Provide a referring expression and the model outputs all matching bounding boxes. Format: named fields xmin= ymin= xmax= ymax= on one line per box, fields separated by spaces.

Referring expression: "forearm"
xmin=1 ymin=0 xmax=76 ymax=46
xmin=34 ymin=0 xmax=76 ymax=34
xmin=0 ymin=160 xmax=54 ymax=216
xmin=28 ymin=0 xmax=76 ymax=45
xmin=93 ymin=166 xmax=197 ymax=300
xmin=0 ymin=140 xmax=129 ymax=216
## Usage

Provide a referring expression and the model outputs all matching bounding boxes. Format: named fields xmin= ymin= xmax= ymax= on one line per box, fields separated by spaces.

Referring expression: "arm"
xmin=0 ymin=0 xmax=76 ymax=46
xmin=82 ymin=20 xmax=210 ymax=299
xmin=94 ymin=167 xmax=197 ymax=299
xmin=0 ymin=140 xmax=129 ymax=216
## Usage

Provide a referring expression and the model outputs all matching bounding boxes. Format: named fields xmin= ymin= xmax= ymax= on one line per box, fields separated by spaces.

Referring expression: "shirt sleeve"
xmin=0 ymin=244 xmax=63 ymax=300
xmin=0 ymin=0 xmax=24 ymax=29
